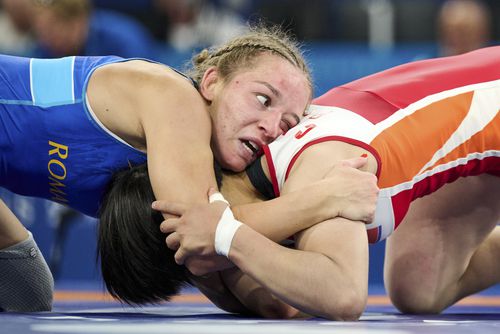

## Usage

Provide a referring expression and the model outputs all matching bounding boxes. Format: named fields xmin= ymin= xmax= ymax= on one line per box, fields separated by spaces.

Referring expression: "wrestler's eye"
xmin=257 ymin=94 xmax=270 ymax=107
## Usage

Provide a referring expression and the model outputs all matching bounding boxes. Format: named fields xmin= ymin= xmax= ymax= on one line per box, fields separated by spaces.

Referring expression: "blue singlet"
xmin=0 ymin=55 xmax=153 ymax=217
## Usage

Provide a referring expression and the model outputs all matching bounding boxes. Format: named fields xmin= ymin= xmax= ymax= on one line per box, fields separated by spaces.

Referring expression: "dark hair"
xmin=97 ymin=163 xmax=189 ymax=305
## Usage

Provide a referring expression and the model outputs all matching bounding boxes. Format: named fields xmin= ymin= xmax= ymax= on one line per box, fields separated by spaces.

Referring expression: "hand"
xmin=152 ymin=189 xmax=229 ymax=266
xmin=318 ymin=156 xmax=379 ymax=223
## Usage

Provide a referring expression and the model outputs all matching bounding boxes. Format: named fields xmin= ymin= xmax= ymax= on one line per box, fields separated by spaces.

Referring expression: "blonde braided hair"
xmin=186 ymin=25 xmax=312 ymax=94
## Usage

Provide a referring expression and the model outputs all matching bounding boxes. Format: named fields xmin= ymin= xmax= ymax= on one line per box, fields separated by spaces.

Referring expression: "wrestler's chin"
xmin=218 ymin=152 xmax=248 ymax=173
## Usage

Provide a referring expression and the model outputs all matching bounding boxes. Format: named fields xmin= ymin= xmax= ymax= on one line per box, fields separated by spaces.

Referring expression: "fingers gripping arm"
xmin=216 ymin=143 xmax=373 ymax=319
xmin=231 ymin=154 xmax=378 ymax=242
xmin=181 ymin=191 xmax=368 ymax=320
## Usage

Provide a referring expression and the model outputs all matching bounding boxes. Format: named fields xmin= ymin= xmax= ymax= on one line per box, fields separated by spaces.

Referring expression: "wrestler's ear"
xmin=199 ymin=67 xmax=219 ymax=102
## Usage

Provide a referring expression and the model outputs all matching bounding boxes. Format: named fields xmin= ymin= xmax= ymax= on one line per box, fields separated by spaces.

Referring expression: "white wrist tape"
xmin=214 ymin=207 xmax=243 ymax=257
xmin=208 ymin=192 xmax=229 ymax=205
xmin=209 ymin=191 xmax=242 ymax=257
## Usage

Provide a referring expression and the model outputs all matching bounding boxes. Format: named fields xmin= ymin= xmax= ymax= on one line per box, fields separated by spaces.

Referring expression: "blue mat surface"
xmin=2 ymin=291 xmax=500 ymax=334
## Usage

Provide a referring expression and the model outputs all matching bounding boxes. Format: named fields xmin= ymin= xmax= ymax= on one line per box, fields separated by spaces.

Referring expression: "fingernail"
xmin=151 ymin=201 xmax=158 ymax=209
xmin=360 ymin=153 xmax=368 ymax=158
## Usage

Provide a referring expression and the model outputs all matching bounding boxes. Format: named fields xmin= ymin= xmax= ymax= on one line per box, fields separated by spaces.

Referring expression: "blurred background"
xmin=1 ymin=0 xmax=498 ymax=292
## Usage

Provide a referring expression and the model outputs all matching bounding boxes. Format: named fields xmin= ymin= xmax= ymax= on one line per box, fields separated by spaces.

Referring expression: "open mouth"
xmin=242 ymin=140 xmax=259 ymax=156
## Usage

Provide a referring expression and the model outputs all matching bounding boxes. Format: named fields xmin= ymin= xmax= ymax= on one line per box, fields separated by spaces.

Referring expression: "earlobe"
xmin=199 ymin=67 xmax=219 ymax=102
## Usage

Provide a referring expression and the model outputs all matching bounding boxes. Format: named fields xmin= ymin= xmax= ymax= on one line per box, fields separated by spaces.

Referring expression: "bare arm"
xmin=188 ymin=271 xmax=251 ymax=315
xmin=230 ymin=155 xmax=378 ymax=242
xmin=93 ymin=61 xmax=378 ymax=238
xmin=163 ymin=141 xmax=374 ymax=319
xmin=138 ymin=68 xmax=218 ymax=206
xmin=89 ymin=61 xmax=218 ymax=210
xmin=175 ymin=197 xmax=368 ymax=320
xmin=220 ymin=142 xmax=373 ymax=319
xmin=225 ymin=216 xmax=368 ymax=320
xmin=107 ymin=62 xmax=376 ymax=235
xmin=220 ymin=267 xmax=305 ymax=319
xmin=156 ymin=154 xmax=378 ymax=244
xmin=157 ymin=141 xmax=377 ymax=257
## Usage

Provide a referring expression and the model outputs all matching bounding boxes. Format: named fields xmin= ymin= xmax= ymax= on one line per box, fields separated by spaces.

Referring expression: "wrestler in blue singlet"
xmin=0 ymin=55 xmax=152 ymax=217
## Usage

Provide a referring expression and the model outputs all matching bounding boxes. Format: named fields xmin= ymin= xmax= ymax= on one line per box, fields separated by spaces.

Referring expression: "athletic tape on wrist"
xmin=214 ymin=207 xmax=243 ymax=257
xmin=209 ymin=192 xmax=229 ymax=205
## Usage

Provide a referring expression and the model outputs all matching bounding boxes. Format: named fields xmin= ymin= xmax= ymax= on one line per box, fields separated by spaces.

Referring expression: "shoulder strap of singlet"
xmin=105 ymin=56 xmax=200 ymax=90
xmin=246 ymin=158 xmax=275 ymax=200
xmin=170 ymin=67 xmax=199 ymax=90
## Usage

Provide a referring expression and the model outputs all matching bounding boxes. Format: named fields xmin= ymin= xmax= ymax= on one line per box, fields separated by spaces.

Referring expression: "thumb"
xmin=208 ymin=187 xmax=218 ymax=198
xmin=208 ymin=188 xmax=229 ymax=205
xmin=340 ymin=154 xmax=368 ymax=169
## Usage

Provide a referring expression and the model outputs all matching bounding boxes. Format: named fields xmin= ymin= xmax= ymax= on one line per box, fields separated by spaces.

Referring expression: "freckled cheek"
xmin=211 ymin=133 xmax=231 ymax=163
xmin=212 ymin=122 xmax=236 ymax=154
xmin=221 ymin=124 xmax=241 ymax=144
xmin=218 ymin=109 xmax=247 ymax=138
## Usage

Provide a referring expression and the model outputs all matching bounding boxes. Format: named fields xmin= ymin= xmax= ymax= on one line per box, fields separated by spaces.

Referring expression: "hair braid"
xmin=186 ymin=24 xmax=312 ymax=94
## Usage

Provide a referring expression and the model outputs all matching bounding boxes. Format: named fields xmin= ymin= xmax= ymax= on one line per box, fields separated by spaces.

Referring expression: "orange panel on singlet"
xmin=422 ymin=111 xmax=500 ymax=174
xmin=373 ymin=92 xmax=474 ymax=188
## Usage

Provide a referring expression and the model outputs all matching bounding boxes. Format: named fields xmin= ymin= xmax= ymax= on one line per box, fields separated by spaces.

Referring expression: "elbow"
xmin=323 ymin=288 xmax=367 ymax=321
xmin=330 ymin=302 xmax=364 ymax=321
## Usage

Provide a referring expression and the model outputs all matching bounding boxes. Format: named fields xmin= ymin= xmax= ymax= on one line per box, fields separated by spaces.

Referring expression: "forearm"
xmin=188 ymin=259 xmax=296 ymax=317
xmin=190 ymin=271 xmax=251 ymax=315
xmin=231 ymin=184 xmax=334 ymax=242
xmin=193 ymin=266 xmax=305 ymax=319
xmin=230 ymin=159 xmax=379 ymax=242
xmin=227 ymin=219 xmax=368 ymax=320
xmin=221 ymin=267 xmax=306 ymax=319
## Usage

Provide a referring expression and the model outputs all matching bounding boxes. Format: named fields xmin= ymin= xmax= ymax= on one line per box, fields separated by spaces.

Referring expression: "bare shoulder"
xmin=89 ymin=60 xmax=200 ymax=103
xmin=87 ymin=59 xmax=209 ymax=145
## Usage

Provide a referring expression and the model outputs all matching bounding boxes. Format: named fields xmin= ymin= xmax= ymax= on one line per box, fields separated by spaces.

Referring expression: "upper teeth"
xmin=244 ymin=140 xmax=258 ymax=153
